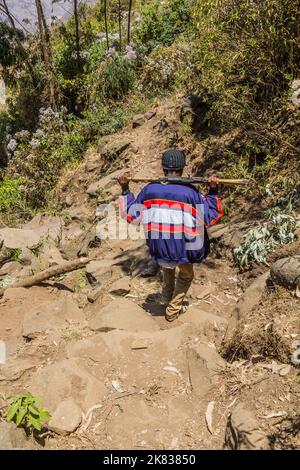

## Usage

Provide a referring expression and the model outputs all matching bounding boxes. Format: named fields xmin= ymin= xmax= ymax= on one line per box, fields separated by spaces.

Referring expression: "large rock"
xmin=224 ymin=402 xmax=270 ymax=450
xmin=206 ymin=224 xmax=229 ymax=241
xmin=0 ymin=261 xmax=23 ymax=277
xmin=31 ymin=245 xmax=64 ymax=272
xmin=0 ymin=227 xmax=40 ymax=251
xmin=0 ymin=358 xmax=38 ymax=381
xmin=48 ymin=399 xmax=82 ymax=435
xmin=22 ymin=214 xmax=63 ymax=245
xmin=86 ymin=169 xmax=124 ymax=198
xmin=234 ymin=272 xmax=269 ymax=320
xmin=85 ymin=258 xmax=120 ymax=285
xmin=183 ymin=308 xmax=228 ymax=343
xmin=89 ymin=298 xmax=160 ymax=332
xmin=29 ymin=358 xmax=107 ymax=413
xmin=97 ymin=139 xmax=131 ymax=160
xmin=271 ymin=256 xmax=300 ymax=289
xmin=108 ymin=277 xmax=131 ymax=296
xmin=0 ymin=422 xmax=29 ymax=450
xmin=187 ymin=342 xmax=225 ymax=399
xmin=118 ymin=244 xmax=158 ymax=278
xmin=67 ymin=325 xmax=190 ymax=363
xmin=223 ymin=272 xmax=269 ymax=344
xmin=22 ymin=295 xmax=84 ymax=339
xmin=132 ymin=114 xmax=146 ymax=128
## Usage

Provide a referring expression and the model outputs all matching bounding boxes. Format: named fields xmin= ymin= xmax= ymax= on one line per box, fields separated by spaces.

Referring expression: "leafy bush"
xmin=8 ymin=107 xmax=86 ymax=208
xmin=234 ymin=210 xmax=300 ymax=267
xmin=78 ymin=105 xmax=127 ymax=140
xmin=7 ymin=392 xmax=51 ymax=432
xmin=136 ymin=0 xmax=190 ymax=52
xmin=93 ymin=55 xmax=136 ymax=102
xmin=141 ymin=42 xmax=194 ymax=93
xmin=0 ymin=176 xmax=26 ymax=218
xmin=191 ymin=0 xmax=300 ymax=127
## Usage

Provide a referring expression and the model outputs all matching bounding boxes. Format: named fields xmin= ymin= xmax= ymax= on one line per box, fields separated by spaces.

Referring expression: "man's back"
xmin=120 ymin=182 xmax=223 ymax=265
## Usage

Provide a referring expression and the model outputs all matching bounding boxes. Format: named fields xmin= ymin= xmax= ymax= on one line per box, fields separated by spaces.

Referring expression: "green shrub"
xmin=7 ymin=392 xmax=51 ymax=432
xmin=136 ymin=0 xmax=190 ymax=52
xmin=8 ymin=108 xmax=87 ymax=208
xmin=191 ymin=0 xmax=300 ymax=127
xmin=93 ymin=55 xmax=136 ymax=102
xmin=141 ymin=42 xmax=194 ymax=92
xmin=234 ymin=210 xmax=300 ymax=268
xmin=0 ymin=176 xmax=25 ymax=216
xmin=78 ymin=105 xmax=127 ymax=140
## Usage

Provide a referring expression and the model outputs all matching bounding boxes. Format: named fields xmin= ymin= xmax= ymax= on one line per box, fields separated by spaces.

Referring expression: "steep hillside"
xmin=0 ymin=0 xmax=299 ymax=452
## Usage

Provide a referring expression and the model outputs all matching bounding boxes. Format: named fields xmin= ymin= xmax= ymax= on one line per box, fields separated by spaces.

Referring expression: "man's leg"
xmin=161 ymin=267 xmax=176 ymax=305
xmin=165 ymin=264 xmax=194 ymax=321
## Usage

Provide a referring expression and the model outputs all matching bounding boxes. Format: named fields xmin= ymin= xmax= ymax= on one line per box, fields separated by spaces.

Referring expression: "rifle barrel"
xmin=125 ymin=177 xmax=249 ymax=186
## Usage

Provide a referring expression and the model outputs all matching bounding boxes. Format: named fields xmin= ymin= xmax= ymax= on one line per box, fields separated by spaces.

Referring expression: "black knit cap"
xmin=162 ymin=149 xmax=186 ymax=171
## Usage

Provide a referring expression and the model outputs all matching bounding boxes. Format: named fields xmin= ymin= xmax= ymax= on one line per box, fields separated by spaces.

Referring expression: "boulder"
xmin=86 ymin=169 xmax=123 ymax=198
xmin=85 ymin=160 xmax=101 ymax=172
xmin=234 ymin=272 xmax=269 ymax=320
xmin=218 ymin=222 xmax=254 ymax=252
xmin=18 ymin=247 xmax=34 ymax=265
xmin=86 ymin=286 xmax=103 ymax=303
xmin=144 ymin=111 xmax=156 ymax=121
xmin=29 ymin=357 xmax=107 ymax=413
xmin=32 ymin=245 xmax=64 ymax=271
xmin=85 ymin=258 xmax=119 ymax=285
xmin=67 ymin=325 xmax=189 ymax=363
xmin=224 ymin=402 xmax=270 ymax=450
xmin=132 ymin=114 xmax=146 ymax=128
xmin=183 ymin=308 xmax=228 ymax=340
xmin=88 ymin=298 xmax=160 ymax=333
xmin=22 ymin=295 xmax=84 ymax=339
xmin=119 ymin=244 xmax=158 ymax=278
xmin=223 ymin=272 xmax=269 ymax=343
xmin=0 ymin=227 xmax=40 ymax=251
xmin=0 ymin=358 xmax=38 ymax=381
xmin=0 ymin=261 xmax=23 ymax=277
xmin=270 ymin=256 xmax=300 ymax=289
xmin=66 ymin=206 xmax=90 ymax=222
xmin=98 ymin=139 xmax=130 ymax=159
xmin=108 ymin=276 xmax=131 ymax=296
xmin=207 ymin=224 xmax=229 ymax=241
xmin=48 ymin=399 xmax=82 ymax=435
xmin=22 ymin=214 xmax=63 ymax=245
xmin=0 ymin=422 xmax=29 ymax=450
xmin=187 ymin=342 xmax=225 ymax=399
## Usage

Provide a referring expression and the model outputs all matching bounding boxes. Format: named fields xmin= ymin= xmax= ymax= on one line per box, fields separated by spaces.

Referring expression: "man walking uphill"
xmin=118 ymin=149 xmax=223 ymax=322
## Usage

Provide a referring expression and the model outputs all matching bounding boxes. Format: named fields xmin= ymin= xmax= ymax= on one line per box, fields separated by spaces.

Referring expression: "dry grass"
xmin=221 ymin=287 xmax=299 ymax=363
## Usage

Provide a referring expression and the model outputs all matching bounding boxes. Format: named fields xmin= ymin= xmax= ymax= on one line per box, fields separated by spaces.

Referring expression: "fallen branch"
xmin=0 ymin=257 xmax=91 ymax=297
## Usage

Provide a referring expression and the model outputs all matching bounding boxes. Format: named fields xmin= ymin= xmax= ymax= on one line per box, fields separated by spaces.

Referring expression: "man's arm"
xmin=118 ymin=174 xmax=145 ymax=224
xmin=201 ymin=176 xmax=223 ymax=227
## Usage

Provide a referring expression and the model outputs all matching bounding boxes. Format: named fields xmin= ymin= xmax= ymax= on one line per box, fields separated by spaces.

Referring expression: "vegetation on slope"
xmin=0 ymin=0 xmax=299 ymax=224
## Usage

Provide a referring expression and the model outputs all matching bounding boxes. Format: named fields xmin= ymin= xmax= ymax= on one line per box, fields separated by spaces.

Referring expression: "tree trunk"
xmin=0 ymin=0 xmax=36 ymax=82
xmin=74 ymin=0 xmax=81 ymax=69
xmin=35 ymin=0 xmax=46 ymax=61
xmin=0 ymin=143 xmax=9 ymax=167
xmin=104 ymin=0 xmax=109 ymax=49
xmin=0 ymin=257 xmax=92 ymax=297
xmin=127 ymin=0 xmax=133 ymax=44
xmin=34 ymin=0 xmax=58 ymax=109
xmin=118 ymin=0 xmax=122 ymax=50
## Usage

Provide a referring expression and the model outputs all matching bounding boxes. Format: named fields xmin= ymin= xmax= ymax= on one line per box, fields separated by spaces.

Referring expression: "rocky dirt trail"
xmin=0 ymin=98 xmax=299 ymax=450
